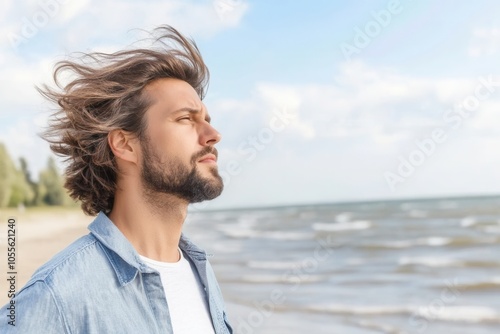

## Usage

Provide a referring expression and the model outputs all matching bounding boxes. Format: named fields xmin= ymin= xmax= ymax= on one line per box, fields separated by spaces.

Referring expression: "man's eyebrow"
xmin=174 ymin=107 xmax=211 ymax=123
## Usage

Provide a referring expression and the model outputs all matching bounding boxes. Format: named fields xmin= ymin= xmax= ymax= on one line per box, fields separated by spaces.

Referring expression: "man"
xmin=0 ymin=26 xmax=233 ymax=333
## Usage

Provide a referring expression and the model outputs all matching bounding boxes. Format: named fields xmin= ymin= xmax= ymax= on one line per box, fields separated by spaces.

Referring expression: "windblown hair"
xmin=39 ymin=25 xmax=209 ymax=216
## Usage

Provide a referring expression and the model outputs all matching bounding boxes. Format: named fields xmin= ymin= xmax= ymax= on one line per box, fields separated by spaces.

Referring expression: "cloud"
xmin=0 ymin=52 xmax=54 ymax=117
xmin=56 ymin=0 xmax=91 ymax=23
xmin=42 ymin=0 xmax=248 ymax=50
xmin=468 ymin=27 xmax=500 ymax=57
xmin=469 ymin=100 xmax=500 ymax=134
xmin=1 ymin=0 xmax=249 ymax=59
xmin=222 ymin=61 xmax=500 ymax=146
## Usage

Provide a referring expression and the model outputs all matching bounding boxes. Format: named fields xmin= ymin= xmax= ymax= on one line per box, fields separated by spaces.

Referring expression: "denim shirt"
xmin=0 ymin=212 xmax=233 ymax=333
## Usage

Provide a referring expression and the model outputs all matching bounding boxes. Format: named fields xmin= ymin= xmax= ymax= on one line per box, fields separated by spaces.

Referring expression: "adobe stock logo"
xmin=408 ymin=278 xmax=461 ymax=333
xmin=384 ymin=75 xmax=500 ymax=191
xmin=8 ymin=0 xmax=69 ymax=50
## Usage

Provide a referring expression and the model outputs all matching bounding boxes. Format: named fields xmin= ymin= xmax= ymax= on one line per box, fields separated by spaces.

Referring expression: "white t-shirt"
xmin=140 ymin=249 xmax=215 ymax=334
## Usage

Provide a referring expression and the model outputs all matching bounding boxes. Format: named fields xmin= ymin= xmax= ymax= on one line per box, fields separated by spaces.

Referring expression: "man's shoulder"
xmin=23 ymin=233 xmax=103 ymax=289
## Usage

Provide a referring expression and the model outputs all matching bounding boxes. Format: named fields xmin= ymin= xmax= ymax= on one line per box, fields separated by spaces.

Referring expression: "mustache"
xmin=191 ymin=146 xmax=218 ymax=164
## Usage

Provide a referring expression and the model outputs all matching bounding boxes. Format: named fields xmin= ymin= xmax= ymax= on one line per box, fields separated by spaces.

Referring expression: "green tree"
xmin=38 ymin=157 xmax=66 ymax=206
xmin=19 ymin=157 xmax=38 ymax=206
xmin=0 ymin=143 xmax=13 ymax=208
xmin=0 ymin=144 xmax=34 ymax=207
xmin=8 ymin=167 xmax=34 ymax=207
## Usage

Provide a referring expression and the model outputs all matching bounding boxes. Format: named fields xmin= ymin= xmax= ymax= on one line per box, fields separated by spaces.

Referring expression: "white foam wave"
xmin=461 ymin=217 xmax=500 ymax=232
xmin=345 ymin=258 xmax=366 ymax=266
xmin=216 ymin=226 xmax=259 ymax=239
xmin=483 ymin=226 xmax=500 ymax=234
xmin=247 ymin=260 xmax=302 ymax=270
xmin=415 ymin=305 xmax=500 ymax=323
xmin=383 ymin=237 xmax=452 ymax=249
xmin=209 ymin=243 xmax=244 ymax=253
xmin=335 ymin=212 xmax=352 ymax=223
xmin=306 ymin=304 xmax=408 ymax=315
xmin=241 ymin=274 xmax=288 ymax=283
xmin=216 ymin=225 xmax=313 ymax=240
xmin=382 ymin=240 xmax=416 ymax=248
xmin=305 ymin=304 xmax=500 ymax=323
xmin=409 ymin=209 xmax=428 ymax=218
xmin=235 ymin=217 xmax=258 ymax=227
xmin=424 ymin=237 xmax=451 ymax=246
xmin=461 ymin=216 xmax=478 ymax=227
xmin=262 ymin=231 xmax=314 ymax=240
xmin=398 ymin=256 xmax=463 ymax=267
xmin=241 ymin=274 xmax=325 ymax=284
xmin=312 ymin=220 xmax=372 ymax=232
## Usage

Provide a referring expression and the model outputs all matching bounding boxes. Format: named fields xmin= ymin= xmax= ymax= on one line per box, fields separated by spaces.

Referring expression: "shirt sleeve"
xmin=0 ymin=280 xmax=68 ymax=334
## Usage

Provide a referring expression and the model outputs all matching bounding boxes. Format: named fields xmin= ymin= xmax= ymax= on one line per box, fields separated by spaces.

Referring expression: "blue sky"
xmin=2 ymin=0 xmax=500 ymax=209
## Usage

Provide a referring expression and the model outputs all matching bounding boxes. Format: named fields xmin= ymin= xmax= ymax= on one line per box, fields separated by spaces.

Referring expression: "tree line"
xmin=0 ymin=142 xmax=74 ymax=208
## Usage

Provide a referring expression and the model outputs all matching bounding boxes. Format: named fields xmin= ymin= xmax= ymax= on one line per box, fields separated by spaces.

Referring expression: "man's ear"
xmin=108 ymin=129 xmax=140 ymax=165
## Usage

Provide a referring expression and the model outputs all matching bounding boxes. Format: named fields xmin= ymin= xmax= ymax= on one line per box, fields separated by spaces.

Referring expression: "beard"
xmin=140 ymin=140 xmax=223 ymax=204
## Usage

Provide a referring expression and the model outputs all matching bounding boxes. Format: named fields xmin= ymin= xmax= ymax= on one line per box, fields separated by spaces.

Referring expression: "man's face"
xmin=139 ymin=78 xmax=223 ymax=203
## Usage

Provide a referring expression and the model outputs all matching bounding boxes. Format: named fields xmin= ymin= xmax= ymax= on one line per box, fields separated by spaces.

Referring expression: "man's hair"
xmin=39 ymin=25 xmax=209 ymax=216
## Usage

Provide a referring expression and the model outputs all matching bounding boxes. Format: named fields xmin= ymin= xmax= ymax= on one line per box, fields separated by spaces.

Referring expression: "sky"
xmin=1 ymin=0 xmax=500 ymax=210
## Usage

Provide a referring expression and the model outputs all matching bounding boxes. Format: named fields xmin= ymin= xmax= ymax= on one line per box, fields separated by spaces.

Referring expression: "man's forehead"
xmin=145 ymin=78 xmax=204 ymax=111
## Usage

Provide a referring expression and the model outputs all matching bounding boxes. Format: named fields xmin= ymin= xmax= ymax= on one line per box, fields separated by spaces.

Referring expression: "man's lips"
xmin=198 ymin=154 xmax=217 ymax=163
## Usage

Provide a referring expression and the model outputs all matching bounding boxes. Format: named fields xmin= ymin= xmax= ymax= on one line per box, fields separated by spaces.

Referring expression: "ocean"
xmin=184 ymin=196 xmax=500 ymax=334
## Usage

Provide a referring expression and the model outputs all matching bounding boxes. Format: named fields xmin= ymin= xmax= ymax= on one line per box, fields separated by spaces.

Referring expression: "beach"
xmin=0 ymin=208 xmax=91 ymax=306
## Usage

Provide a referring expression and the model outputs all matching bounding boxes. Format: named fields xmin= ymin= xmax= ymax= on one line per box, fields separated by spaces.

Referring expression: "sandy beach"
xmin=0 ymin=208 xmax=92 ymax=306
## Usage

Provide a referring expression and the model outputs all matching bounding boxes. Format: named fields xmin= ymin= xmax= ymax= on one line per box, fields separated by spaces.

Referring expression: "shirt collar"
xmin=88 ymin=212 xmax=207 ymax=286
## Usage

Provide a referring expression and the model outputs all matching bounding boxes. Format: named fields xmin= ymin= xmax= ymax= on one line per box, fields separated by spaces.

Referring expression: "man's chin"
xmin=185 ymin=174 xmax=223 ymax=203
xmin=188 ymin=190 xmax=223 ymax=203
xmin=203 ymin=180 xmax=224 ymax=200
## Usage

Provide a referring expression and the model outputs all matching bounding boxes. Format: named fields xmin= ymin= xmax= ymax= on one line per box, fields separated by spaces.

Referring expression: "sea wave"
xmin=408 ymin=209 xmax=428 ymax=218
xmin=247 ymin=260 xmax=303 ymax=270
xmin=483 ymin=226 xmax=500 ymax=234
xmin=215 ymin=226 xmax=260 ymax=239
xmin=461 ymin=216 xmax=500 ymax=228
xmin=398 ymin=256 xmax=499 ymax=268
xmin=259 ymin=231 xmax=314 ymax=240
xmin=414 ymin=305 xmax=500 ymax=323
xmin=461 ymin=216 xmax=478 ymax=227
xmin=216 ymin=225 xmax=314 ymax=240
xmin=437 ymin=200 xmax=459 ymax=209
xmin=335 ymin=212 xmax=352 ymax=223
xmin=362 ymin=236 xmax=452 ymax=249
xmin=312 ymin=220 xmax=372 ymax=232
xmin=398 ymin=256 xmax=464 ymax=268
xmin=304 ymin=304 xmax=500 ymax=323
xmin=454 ymin=277 xmax=500 ymax=291
xmin=240 ymin=274 xmax=326 ymax=284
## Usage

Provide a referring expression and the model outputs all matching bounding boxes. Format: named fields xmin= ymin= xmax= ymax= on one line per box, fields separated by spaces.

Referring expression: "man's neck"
xmin=108 ymin=189 xmax=189 ymax=263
